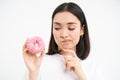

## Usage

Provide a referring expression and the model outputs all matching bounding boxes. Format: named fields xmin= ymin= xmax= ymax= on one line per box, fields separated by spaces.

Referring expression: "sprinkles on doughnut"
xmin=26 ymin=36 xmax=45 ymax=54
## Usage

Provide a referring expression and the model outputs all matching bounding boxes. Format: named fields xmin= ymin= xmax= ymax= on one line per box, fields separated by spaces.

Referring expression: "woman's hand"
xmin=22 ymin=40 xmax=45 ymax=73
xmin=61 ymin=49 xmax=86 ymax=80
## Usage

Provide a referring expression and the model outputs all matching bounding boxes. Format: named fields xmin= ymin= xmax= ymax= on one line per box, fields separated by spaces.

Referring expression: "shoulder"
xmin=81 ymin=53 xmax=104 ymax=80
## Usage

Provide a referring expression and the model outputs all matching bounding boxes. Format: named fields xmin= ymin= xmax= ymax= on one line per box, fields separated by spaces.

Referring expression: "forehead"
xmin=53 ymin=11 xmax=80 ymax=24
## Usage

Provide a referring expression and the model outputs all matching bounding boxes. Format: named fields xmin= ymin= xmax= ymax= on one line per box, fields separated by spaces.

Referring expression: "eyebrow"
xmin=53 ymin=22 xmax=77 ymax=25
xmin=53 ymin=22 xmax=61 ymax=25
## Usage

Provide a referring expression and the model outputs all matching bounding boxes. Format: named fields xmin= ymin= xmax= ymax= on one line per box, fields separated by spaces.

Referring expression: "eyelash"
xmin=54 ymin=27 xmax=75 ymax=31
xmin=54 ymin=28 xmax=60 ymax=30
xmin=68 ymin=28 xmax=75 ymax=30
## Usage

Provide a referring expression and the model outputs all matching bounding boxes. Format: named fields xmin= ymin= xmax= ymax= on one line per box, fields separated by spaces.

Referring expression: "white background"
xmin=0 ymin=0 xmax=120 ymax=80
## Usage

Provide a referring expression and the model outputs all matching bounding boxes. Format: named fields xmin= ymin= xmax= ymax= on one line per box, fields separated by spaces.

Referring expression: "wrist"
xmin=77 ymin=75 xmax=86 ymax=80
xmin=75 ymin=68 xmax=86 ymax=80
xmin=29 ymin=71 xmax=39 ymax=80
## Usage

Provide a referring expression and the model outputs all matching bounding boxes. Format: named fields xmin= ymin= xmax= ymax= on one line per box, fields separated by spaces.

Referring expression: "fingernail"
xmin=67 ymin=55 xmax=73 ymax=58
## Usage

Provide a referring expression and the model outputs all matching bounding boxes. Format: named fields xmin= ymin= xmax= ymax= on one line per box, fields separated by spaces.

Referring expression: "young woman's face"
xmin=53 ymin=11 xmax=84 ymax=51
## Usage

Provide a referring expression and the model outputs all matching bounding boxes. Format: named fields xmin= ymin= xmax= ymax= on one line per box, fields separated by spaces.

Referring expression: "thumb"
xmin=38 ymin=49 xmax=45 ymax=61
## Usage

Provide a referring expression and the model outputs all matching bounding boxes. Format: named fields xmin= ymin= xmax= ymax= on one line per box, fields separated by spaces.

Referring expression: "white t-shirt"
xmin=24 ymin=53 xmax=104 ymax=80
xmin=39 ymin=54 xmax=77 ymax=80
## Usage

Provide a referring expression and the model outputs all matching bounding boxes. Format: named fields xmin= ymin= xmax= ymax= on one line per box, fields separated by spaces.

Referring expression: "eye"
xmin=54 ymin=27 xmax=61 ymax=30
xmin=68 ymin=27 xmax=75 ymax=30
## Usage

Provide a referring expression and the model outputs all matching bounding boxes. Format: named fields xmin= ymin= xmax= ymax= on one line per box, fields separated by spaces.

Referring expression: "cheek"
xmin=53 ymin=31 xmax=59 ymax=43
xmin=71 ymin=31 xmax=80 ymax=44
xmin=74 ymin=35 xmax=80 ymax=44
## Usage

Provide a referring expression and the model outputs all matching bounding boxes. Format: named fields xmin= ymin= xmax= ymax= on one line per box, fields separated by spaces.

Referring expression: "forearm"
xmin=29 ymin=71 xmax=39 ymax=80
xmin=76 ymin=68 xmax=86 ymax=80
xmin=77 ymin=75 xmax=86 ymax=80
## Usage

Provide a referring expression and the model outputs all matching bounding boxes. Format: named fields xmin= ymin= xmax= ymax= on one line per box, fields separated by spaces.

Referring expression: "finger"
xmin=62 ymin=49 xmax=77 ymax=58
xmin=65 ymin=55 xmax=74 ymax=58
xmin=66 ymin=61 xmax=74 ymax=71
xmin=22 ymin=38 xmax=32 ymax=55
xmin=40 ymin=50 xmax=45 ymax=58
xmin=38 ymin=49 xmax=45 ymax=60
xmin=22 ymin=39 xmax=28 ymax=53
xmin=64 ymin=56 xmax=74 ymax=62
xmin=22 ymin=43 xmax=33 ymax=58
xmin=22 ymin=44 xmax=28 ymax=56
xmin=22 ymin=43 xmax=26 ymax=52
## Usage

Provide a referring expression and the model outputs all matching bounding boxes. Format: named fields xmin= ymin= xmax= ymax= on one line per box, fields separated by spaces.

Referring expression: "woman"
xmin=23 ymin=2 xmax=90 ymax=80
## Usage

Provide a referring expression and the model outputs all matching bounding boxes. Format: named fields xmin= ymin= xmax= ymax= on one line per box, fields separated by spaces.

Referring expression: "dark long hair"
xmin=47 ymin=2 xmax=90 ymax=60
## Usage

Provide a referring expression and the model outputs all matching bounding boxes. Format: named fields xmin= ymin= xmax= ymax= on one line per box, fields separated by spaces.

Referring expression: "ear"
xmin=80 ymin=25 xmax=84 ymax=36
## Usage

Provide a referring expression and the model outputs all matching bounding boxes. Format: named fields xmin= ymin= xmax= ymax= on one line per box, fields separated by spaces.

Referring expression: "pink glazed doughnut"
xmin=26 ymin=36 xmax=45 ymax=54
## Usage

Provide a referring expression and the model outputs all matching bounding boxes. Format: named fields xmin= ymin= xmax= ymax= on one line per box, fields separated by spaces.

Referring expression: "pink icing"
xmin=26 ymin=36 xmax=45 ymax=54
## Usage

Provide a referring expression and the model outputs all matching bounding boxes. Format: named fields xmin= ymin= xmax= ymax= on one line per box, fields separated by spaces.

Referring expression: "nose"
xmin=60 ymin=29 xmax=68 ymax=38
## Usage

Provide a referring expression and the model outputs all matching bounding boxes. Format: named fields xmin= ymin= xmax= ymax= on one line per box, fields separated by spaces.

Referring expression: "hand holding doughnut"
xmin=26 ymin=36 xmax=45 ymax=54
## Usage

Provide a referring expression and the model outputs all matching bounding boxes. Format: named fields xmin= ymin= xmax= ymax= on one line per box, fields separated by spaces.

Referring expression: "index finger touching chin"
xmin=61 ymin=49 xmax=77 ymax=58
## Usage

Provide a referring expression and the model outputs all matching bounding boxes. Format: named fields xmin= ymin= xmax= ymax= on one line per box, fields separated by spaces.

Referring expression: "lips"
xmin=62 ymin=40 xmax=71 ymax=43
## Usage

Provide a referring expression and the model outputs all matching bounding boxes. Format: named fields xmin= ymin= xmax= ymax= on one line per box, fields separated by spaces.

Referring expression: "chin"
xmin=61 ymin=47 xmax=72 ymax=50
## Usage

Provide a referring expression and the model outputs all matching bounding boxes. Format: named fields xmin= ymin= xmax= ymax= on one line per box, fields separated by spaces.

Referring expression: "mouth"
xmin=62 ymin=40 xmax=71 ymax=44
